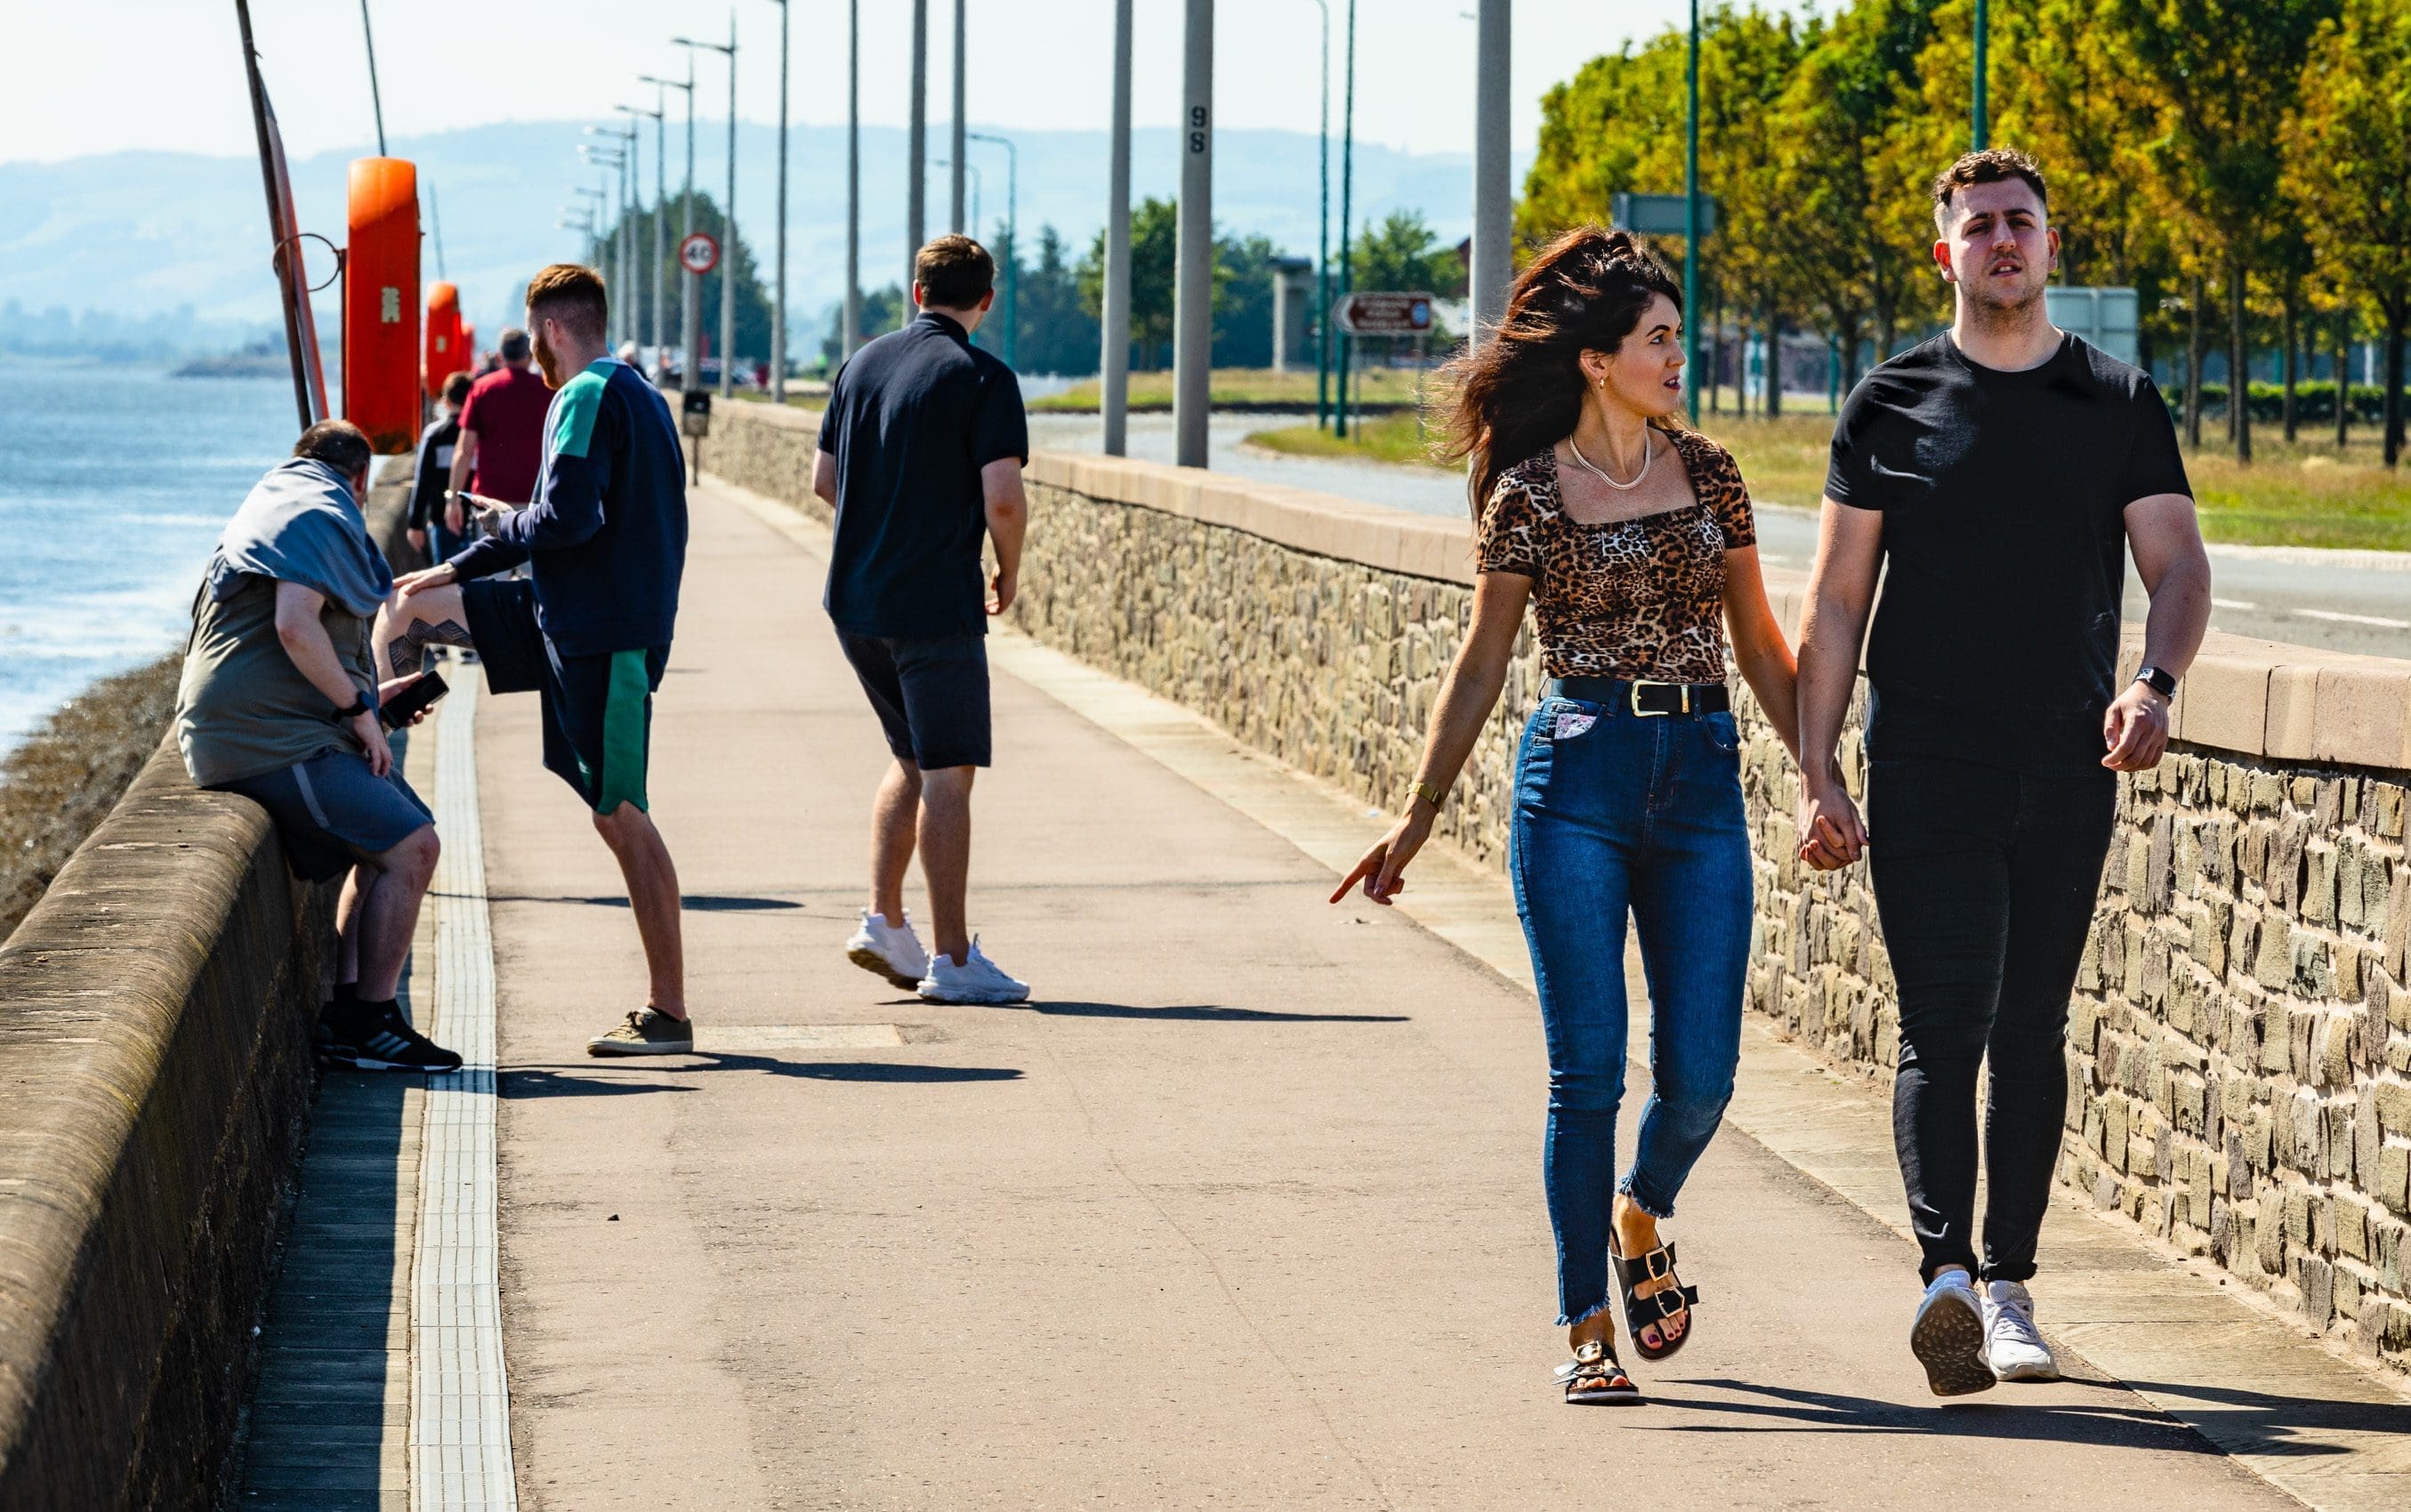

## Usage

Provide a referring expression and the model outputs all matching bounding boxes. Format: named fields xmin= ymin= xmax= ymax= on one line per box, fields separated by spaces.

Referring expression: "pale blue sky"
xmin=5 ymin=0 xmax=1730 ymax=165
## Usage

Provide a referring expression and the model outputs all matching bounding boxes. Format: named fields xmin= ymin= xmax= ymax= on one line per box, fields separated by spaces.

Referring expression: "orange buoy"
xmin=343 ymin=157 xmax=421 ymax=454
xmin=424 ymin=281 xmax=463 ymax=401
xmin=459 ymin=322 xmax=478 ymax=373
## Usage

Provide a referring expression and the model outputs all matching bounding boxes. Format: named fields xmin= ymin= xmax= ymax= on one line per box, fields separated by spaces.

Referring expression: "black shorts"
xmin=836 ymin=631 xmax=991 ymax=769
xmin=463 ymin=578 xmax=668 ymax=813
xmin=213 ymin=748 xmax=433 ymax=881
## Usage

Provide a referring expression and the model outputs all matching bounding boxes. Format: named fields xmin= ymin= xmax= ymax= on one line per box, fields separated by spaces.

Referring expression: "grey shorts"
xmin=213 ymin=747 xmax=433 ymax=881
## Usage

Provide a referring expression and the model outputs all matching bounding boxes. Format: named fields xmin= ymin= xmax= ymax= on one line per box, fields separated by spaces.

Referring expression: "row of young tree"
xmin=820 ymin=199 xmax=1469 ymax=379
xmin=1520 ymin=0 xmax=2411 ymax=462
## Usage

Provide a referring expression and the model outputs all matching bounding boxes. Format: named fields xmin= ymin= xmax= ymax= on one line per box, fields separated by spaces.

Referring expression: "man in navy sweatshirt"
xmin=380 ymin=262 xmax=697 ymax=1056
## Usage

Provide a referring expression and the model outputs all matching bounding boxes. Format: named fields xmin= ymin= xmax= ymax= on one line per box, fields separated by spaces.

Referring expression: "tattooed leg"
xmin=375 ymin=585 xmax=473 ymax=678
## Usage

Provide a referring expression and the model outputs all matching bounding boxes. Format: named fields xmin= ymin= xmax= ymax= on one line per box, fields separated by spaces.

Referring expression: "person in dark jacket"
xmin=378 ymin=262 xmax=696 ymax=1058
xmin=407 ymin=370 xmax=474 ymax=565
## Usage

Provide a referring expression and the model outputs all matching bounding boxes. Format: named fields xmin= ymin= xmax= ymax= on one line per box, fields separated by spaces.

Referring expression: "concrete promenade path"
xmin=460 ymin=480 xmax=2390 ymax=1509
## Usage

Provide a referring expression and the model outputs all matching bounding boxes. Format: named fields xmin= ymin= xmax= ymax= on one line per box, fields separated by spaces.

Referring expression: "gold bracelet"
xmin=1409 ymin=779 xmax=1447 ymax=811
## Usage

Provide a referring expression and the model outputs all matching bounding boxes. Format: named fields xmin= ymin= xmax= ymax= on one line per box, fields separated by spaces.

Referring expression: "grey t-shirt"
xmin=175 ymin=577 xmax=374 ymax=787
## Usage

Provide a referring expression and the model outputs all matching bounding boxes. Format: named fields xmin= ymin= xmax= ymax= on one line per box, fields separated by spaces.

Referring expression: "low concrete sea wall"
xmin=706 ymin=398 xmax=2411 ymax=1372
xmin=0 ymin=475 xmax=410 ymax=1510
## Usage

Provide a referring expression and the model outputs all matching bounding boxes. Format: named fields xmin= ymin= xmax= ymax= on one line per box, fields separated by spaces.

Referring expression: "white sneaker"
xmin=845 ymin=910 xmax=930 ymax=988
xmin=1909 ymin=1270 xmax=1996 ymax=1397
xmin=1982 ymin=1279 xmax=2060 ymax=1381
xmin=917 ymin=937 xmax=1030 ymax=1005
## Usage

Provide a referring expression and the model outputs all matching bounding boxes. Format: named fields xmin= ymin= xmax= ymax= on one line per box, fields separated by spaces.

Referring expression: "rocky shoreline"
xmin=0 ymin=652 xmax=181 ymax=941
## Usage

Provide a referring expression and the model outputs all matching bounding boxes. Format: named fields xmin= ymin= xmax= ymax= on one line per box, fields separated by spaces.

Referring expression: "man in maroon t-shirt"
xmin=446 ymin=328 xmax=552 ymax=538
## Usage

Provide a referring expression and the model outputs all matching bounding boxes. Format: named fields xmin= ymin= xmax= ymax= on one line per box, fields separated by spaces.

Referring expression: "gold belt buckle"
xmin=1631 ymin=680 xmax=1684 ymax=718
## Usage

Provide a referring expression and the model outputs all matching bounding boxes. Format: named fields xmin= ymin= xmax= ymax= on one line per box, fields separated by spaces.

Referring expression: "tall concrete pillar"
xmin=1100 ymin=0 xmax=1133 ymax=456
xmin=908 ymin=0 xmax=928 ymax=285
xmin=1173 ymin=0 xmax=1213 ymax=469
xmin=843 ymin=0 xmax=860 ymax=357
xmin=1470 ymin=0 xmax=1512 ymax=347
xmin=949 ymin=0 xmax=967 ymax=234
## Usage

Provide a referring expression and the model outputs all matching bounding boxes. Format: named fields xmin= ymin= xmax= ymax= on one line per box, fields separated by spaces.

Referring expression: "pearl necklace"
xmin=1566 ymin=431 xmax=1654 ymax=491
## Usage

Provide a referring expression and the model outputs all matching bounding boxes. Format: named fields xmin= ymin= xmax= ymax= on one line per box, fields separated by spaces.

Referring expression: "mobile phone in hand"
xmin=379 ymin=671 xmax=449 ymax=729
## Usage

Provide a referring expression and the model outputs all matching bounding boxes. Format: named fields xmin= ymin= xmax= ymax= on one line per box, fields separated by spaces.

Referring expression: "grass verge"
xmin=1032 ymin=366 xmax=1435 ymax=412
xmin=1248 ymin=413 xmax=2411 ymax=551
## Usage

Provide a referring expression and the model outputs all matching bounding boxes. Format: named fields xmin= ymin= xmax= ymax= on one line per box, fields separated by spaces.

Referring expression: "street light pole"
xmin=1335 ymin=0 xmax=1356 ymax=439
xmin=1309 ymin=0 xmax=1329 ymax=430
xmin=1972 ymin=0 xmax=1989 ymax=149
xmin=1472 ymin=0 xmax=1511 ymax=350
xmin=765 ymin=0 xmax=790 ymax=401
xmin=845 ymin=0 xmax=862 ymax=358
xmin=618 ymin=100 xmax=665 ymax=361
xmin=969 ymin=131 xmax=1017 ymax=367
xmin=909 ymin=0 xmax=928 ymax=280
xmin=642 ymin=61 xmax=698 ymax=392
xmin=674 ymin=25 xmax=738 ymax=397
xmin=950 ymin=0 xmax=967 ymax=234
xmin=1683 ymin=0 xmax=1701 ymax=424
xmin=1173 ymin=0 xmax=1213 ymax=469
xmin=1101 ymin=0 xmax=1133 ymax=455
xmin=580 ymin=143 xmax=628 ymax=342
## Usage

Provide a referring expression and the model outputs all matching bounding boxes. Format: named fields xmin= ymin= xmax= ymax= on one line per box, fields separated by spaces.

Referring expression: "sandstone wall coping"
xmin=1022 ymin=447 xmax=2411 ymax=776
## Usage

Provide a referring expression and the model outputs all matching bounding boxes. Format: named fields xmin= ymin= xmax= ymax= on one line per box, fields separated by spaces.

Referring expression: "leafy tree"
xmin=2282 ymin=0 xmax=2411 ymax=463
xmin=819 ymin=283 xmax=907 ymax=371
xmin=606 ymin=192 xmax=774 ymax=371
xmin=1077 ymin=197 xmax=1181 ymax=369
xmin=2110 ymin=0 xmax=2336 ymax=461
xmin=1349 ymin=210 xmax=1464 ymax=298
xmin=1001 ymin=224 xmax=1101 ymax=377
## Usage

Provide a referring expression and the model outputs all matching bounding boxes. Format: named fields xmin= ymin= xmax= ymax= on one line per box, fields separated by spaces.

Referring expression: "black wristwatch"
xmin=333 ymin=696 xmax=371 ymax=721
xmin=2134 ymin=665 xmax=2178 ymax=698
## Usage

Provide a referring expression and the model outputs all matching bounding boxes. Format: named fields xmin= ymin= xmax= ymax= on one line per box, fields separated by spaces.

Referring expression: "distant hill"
xmin=0 ymin=120 xmax=1520 ymax=347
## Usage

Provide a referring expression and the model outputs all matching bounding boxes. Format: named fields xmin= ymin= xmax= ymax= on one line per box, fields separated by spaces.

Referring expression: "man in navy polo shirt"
xmin=379 ymin=262 xmax=697 ymax=1057
xmin=814 ymin=234 xmax=1032 ymax=1005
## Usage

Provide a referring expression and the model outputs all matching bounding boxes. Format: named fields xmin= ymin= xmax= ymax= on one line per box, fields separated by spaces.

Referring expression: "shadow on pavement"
xmin=487 ymin=893 xmax=804 ymax=912
xmin=504 ymin=1058 xmax=1024 ymax=1098
xmin=1008 ymin=1000 xmax=1411 ymax=1025
xmin=1639 ymin=1377 xmax=2297 ymax=1454
xmin=2115 ymin=1378 xmax=2411 ymax=1452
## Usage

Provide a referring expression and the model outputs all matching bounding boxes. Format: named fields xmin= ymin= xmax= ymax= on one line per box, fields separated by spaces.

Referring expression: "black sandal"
xmin=1554 ymin=1339 xmax=1641 ymax=1405
xmin=1610 ymin=1236 xmax=1700 ymax=1363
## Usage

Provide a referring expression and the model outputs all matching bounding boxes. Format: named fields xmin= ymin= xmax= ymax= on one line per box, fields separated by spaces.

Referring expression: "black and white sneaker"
xmin=319 ymin=1001 xmax=464 ymax=1074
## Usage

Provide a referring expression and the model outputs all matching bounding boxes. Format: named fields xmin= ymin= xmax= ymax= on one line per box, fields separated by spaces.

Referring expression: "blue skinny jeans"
xmin=1510 ymin=694 xmax=1754 ymax=1328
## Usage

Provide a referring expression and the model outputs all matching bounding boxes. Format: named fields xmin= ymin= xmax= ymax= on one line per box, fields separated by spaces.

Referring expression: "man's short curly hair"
xmin=1931 ymin=148 xmax=2049 ymax=232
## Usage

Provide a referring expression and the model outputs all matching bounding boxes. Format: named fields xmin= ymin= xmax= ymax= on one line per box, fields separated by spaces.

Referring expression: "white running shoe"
xmin=1982 ymin=1279 xmax=2060 ymax=1381
xmin=1909 ymin=1270 xmax=1996 ymax=1397
xmin=846 ymin=909 xmax=931 ymax=988
xmin=917 ymin=937 xmax=1031 ymax=1005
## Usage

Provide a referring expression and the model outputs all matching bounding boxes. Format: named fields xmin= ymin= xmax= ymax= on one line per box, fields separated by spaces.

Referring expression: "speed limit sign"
xmin=679 ymin=231 xmax=721 ymax=276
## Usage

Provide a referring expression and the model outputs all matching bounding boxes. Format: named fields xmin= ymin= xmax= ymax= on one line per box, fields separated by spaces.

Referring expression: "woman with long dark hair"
xmin=1332 ymin=228 xmax=1808 ymax=1403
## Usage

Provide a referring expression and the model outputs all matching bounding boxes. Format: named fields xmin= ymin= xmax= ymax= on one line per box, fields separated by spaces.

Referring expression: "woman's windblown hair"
xmin=1436 ymin=226 xmax=1684 ymax=520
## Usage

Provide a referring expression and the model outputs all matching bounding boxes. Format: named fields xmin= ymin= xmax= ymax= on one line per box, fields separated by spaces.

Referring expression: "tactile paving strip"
xmin=413 ymin=678 xmax=519 ymax=1509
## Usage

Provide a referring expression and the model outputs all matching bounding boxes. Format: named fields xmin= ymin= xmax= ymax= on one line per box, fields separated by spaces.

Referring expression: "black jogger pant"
xmin=1866 ymin=755 xmax=2117 ymax=1283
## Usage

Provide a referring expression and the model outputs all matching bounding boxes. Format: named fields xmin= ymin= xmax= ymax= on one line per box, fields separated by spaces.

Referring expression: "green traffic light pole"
xmin=1334 ymin=0 xmax=1357 ymax=439
xmin=1684 ymin=0 xmax=1700 ymax=425
xmin=1972 ymin=0 xmax=1989 ymax=149
xmin=1308 ymin=0 xmax=1330 ymax=431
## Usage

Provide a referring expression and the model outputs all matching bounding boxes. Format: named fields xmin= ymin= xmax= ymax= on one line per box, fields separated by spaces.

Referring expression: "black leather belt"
xmin=1545 ymin=676 xmax=1730 ymax=717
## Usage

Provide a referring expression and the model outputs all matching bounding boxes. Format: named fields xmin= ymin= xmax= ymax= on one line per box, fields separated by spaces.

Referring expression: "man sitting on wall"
xmin=174 ymin=419 xmax=460 ymax=1073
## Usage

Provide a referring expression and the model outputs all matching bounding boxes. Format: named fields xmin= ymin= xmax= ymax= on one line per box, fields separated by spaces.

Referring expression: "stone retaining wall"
xmin=701 ymin=398 xmax=2411 ymax=1373
xmin=0 ymin=474 xmax=411 ymax=1509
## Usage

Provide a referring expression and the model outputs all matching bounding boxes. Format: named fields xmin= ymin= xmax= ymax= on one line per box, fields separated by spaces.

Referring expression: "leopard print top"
xmin=1475 ymin=427 xmax=1757 ymax=682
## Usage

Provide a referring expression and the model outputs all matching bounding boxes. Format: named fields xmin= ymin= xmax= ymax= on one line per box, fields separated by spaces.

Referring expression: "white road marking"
xmin=415 ymin=679 xmax=520 ymax=1509
xmin=2213 ymin=598 xmax=2259 ymax=611
xmin=2296 ymin=608 xmax=2411 ymax=630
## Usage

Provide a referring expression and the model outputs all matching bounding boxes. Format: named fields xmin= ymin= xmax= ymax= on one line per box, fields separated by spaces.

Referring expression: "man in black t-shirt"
xmin=1794 ymin=149 xmax=2211 ymax=1397
xmin=814 ymin=234 xmax=1032 ymax=1007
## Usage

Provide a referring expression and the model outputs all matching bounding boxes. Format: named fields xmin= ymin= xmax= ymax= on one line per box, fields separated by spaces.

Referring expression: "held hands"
xmin=350 ymin=710 xmax=395 ymax=777
xmin=2102 ymin=683 xmax=2171 ymax=771
xmin=1797 ymin=762 xmax=1867 ymax=872
xmin=1330 ymin=807 xmax=1433 ymax=906
xmin=393 ymin=563 xmax=459 ymax=599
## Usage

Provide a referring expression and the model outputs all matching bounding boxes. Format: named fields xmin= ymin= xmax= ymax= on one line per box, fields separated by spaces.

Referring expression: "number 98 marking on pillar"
xmin=1189 ymin=105 xmax=1207 ymax=155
